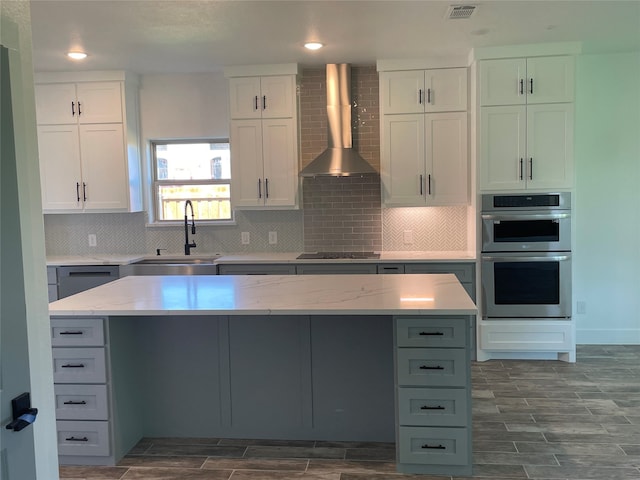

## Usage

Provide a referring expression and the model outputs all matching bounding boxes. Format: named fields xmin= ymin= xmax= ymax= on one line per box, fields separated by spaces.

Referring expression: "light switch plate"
xmin=268 ymin=231 xmax=278 ymax=244
xmin=241 ymin=232 xmax=250 ymax=245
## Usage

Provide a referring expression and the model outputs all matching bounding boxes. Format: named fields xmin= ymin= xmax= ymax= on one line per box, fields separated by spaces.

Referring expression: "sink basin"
xmin=121 ymin=256 xmax=220 ymax=276
xmin=133 ymin=257 xmax=218 ymax=265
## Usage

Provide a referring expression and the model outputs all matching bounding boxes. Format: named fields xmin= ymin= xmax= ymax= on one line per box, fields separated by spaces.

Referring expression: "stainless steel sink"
xmin=121 ymin=256 xmax=220 ymax=276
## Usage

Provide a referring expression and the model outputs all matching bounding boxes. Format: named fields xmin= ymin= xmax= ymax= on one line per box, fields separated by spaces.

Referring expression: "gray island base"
xmin=49 ymin=274 xmax=476 ymax=476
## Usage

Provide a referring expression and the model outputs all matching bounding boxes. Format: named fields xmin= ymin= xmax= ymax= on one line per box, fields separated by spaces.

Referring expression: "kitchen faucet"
xmin=184 ymin=200 xmax=196 ymax=255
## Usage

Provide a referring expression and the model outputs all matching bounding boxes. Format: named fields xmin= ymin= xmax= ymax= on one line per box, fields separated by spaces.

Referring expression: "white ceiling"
xmin=29 ymin=0 xmax=640 ymax=74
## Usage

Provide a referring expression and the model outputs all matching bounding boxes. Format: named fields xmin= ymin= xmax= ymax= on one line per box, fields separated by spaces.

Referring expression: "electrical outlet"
xmin=403 ymin=230 xmax=413 ymax=245
xmin=241 ymin=232 xmax=250 ymax=245
xmin=268 ymin=231 xmax=278 ymax=245
xmin=88 ymin=234 xmax=97 ymax=247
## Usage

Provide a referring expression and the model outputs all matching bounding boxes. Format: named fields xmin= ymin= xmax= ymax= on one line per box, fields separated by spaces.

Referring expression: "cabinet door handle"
xmin=257 ymin=178 xmax=262 ymax=199
xmin=529 ymin=157 xmax=533 ymax=180
xmin=71 ymin=101 xmax=75 ymax=116
xmin=420 ymin=405 xmax=445 ymax=410
xmin=63 ymin=400 xmax=87 ymax=405
xmin=265 ymin=178 xmax=269 ymax=198
xmin=529 ymin=78 xmax=534 ymax=95
xmin=427 ymin=88 xmax=431 ymax=104
xmin=65 ymin=436 xmax=89 ymax=442
xmin=82 ymin=182 xmax=87 ymax=202
xmin=60 ymin=331 xmax=84 ymax=335
xmin=254 ymin=95 xmax=259 ymax=111
xmin=262 ymin=95 xmax=266 ymax=110
xmin=77 ymin=101 xmax=82 ymax=116
xmin=421 ymin=444 xmax=446 ymax=450
xmin=419 ymin=331 xmax=444 ymax=336
xmin=519 ymin=78 xmax=524 ymax=95
xmin=76 ymin=182 xmax=80 ymax=202
xmin=419 ymin=174 xmax=423 ymax=195
xmin=428 ymin=174 xmax=432 ymax=195
xmin=418 ymin=89 xmax=422 ymax=105
xmin=61 ymin=363 xmax=85 ymax=368
xmin=519 ymin=158 xmax=524 ymax=180
xmin=419 ymin=365 xmax=444 ymax=370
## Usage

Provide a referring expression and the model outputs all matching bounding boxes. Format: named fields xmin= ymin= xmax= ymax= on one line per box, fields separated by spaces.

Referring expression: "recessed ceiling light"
xmin=67 ymin=51 xmax=88 ymax=60
xmin=304 ymin=42 xmax=324 ymax=51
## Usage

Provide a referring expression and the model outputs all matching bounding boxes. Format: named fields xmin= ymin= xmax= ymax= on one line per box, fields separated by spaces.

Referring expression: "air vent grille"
xmin=446 ymin=5 xmax=476 ymax=19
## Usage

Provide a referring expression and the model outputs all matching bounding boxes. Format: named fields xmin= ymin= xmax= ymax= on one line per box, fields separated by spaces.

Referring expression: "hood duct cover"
xmin=299 ymin=64 xmax=377 ymax=177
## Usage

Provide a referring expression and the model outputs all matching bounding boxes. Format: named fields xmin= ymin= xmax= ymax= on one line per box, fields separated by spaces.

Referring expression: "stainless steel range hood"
xmin=299 ymin=64 xmax=377 ymax=177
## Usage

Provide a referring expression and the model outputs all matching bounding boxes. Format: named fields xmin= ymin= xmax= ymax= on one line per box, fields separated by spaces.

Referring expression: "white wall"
xmin=573 ymin=51 xmax=640 ymax=343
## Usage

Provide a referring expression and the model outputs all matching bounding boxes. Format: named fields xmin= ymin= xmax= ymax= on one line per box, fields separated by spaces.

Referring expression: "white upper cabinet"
xmin=479 ymin=55 xmax=575 ymax=191
xmin=480 ymin=56 xmax=575 ymax=106
xmin=380 ymin=68 xmax=467 ymax=114
xmin=34 ymin=72 xmax=142 ymax=213
xmin=225 ymin=65 xmax=300 ymax=209
xmin=228 ymin=75 xmax=295 ymax=119
xmin=35 ymin=82 xmax=123 ymax=125
xmin=379 ymin=66 xmax=469 ymax=206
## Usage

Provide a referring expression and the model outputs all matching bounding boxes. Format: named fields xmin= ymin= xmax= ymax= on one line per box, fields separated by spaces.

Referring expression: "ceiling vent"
xmin=446 ymin=5 xmax=477 ymax=19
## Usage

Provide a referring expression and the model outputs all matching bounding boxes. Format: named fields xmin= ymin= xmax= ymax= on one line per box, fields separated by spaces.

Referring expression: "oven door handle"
xmin=481 ymin=213 xmax=570 ymax=221
xmin=482 ymin=255 xmax=571 ymax=262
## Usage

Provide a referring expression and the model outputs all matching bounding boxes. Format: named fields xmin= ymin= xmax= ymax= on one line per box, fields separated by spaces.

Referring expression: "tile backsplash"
xmin=43 ymin=66 xmax=471 ymax=256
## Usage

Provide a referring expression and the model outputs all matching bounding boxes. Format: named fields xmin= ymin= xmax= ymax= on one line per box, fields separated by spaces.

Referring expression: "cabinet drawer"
xmin=398 ymin=388 xmax=468 ymax=427
xmin=397 ymin=348 xmax=466 ymax=387
xmin=51 ymin=318 xmax=105 ymax=346
xmin=398 ymin=426 xmax=469 ymax=466
xmin=404 ymin=263 xmax=474 ymax=283
xmin=57 ymin=420 xmax=110 ymax=456
xmin=377 ymin=264 xmax=405 ymax=274
xmin=55 ymin=384 xmax=108 ymax=420
xmin=52 ymin=348 xmax=106 ymax=384
xmin=396 ymin=317 xmax=467 ymax=348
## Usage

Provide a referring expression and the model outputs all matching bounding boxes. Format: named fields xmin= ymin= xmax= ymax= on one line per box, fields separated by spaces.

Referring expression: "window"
xmin=151 ymin=140 xmax=232 ymax=222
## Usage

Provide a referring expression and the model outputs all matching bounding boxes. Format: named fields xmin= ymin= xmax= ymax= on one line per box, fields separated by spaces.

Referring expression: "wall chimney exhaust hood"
xmin=299 ymin=64 xmax=377 ymax=177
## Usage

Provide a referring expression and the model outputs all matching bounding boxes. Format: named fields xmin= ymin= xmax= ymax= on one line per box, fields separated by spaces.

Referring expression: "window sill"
xmin=146 ymin=219 xmax=237 ymax=228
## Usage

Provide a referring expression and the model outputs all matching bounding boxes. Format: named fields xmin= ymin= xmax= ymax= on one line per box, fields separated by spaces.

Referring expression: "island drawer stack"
xmin=394 ymin=316 xmax=472 ymax=476
xmin=51 ymin=317 xmax=111 ymax=461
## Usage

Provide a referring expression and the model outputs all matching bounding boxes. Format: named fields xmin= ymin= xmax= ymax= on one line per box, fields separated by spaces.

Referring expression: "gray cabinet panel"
xmin=403 ymin=263 xmax=473 ymax=282
xmin=398 ymin=388 xmax=468 ymax=427
xmin=396 ymin=317 xmax=467 ymax=348
xmin=228 ymin=315 xmax=312 ymax=433
xmin=297 ymin=264 xmax=377 ymax=274
xmin=397 ymin=348 xmax=466 ymax=387
xmin=310 ymin=316 xmax=395 ymax=441
xmin=218 ymin=264 xmax=296 ymax=275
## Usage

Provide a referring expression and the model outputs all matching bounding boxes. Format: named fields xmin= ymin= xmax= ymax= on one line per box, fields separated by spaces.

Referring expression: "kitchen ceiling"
xmin=30 ymin=0 xmax=640 ymax=74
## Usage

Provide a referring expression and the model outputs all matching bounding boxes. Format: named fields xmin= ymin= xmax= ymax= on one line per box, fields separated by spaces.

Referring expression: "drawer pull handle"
xmin=421 ymin=444 xmax=446 ymax=450
xmin=61 ymin=363 xmax=85 ymax=368
xmin=65 ymin=436 xmax=89 ymax=442
xmin=63 ymin=400 xmax=87 ymax=405
xmin=419 ymin=365 xmax=444 ymax=370
xmin=419 ymin=331 xmax=444 ymax=336
xmin=420 ymin=405 xmax=445 ymax=410
xmin=59 ymin=331 xmax=84 ymax=335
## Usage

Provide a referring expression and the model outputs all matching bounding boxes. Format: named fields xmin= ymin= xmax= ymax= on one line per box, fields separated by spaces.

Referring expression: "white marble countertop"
xmin=48 ymin=273 xmax=477 ymax=316
xmin=46 ymin=251 xmax=476 ymax=266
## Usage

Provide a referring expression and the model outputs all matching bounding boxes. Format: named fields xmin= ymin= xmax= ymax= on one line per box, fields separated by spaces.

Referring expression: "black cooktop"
xmin=296 ymin=251 xmax=380 ymax=260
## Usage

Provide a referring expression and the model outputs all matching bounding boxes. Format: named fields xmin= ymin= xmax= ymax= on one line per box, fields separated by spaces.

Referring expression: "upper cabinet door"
xmin=526 ymin=56 xmax=575 ymax=104
xmin=228 ymin=77 xmax=263 ymax=119
xmin=261 ymin=118 xmax=297 ymax=207
xmin=379 ymin=70 xmax=425 ymax=114
xmin=35 ymin=83 xmax=78 ymax=125
xmin=480 ymin=58 xmax=527 ymax=106
xmin=228 ymin=75 xmax=295 ymax=119
xmin=75 ymin=82 xmax=123 ymax=124
xmin=259 ymin=75 xmax=295 ymax=119
xmin=424 ymin=68 xmax=467 ymax=113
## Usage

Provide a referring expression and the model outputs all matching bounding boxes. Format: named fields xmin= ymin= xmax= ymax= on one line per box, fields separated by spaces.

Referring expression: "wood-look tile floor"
xmin=60 ymin=345 xmax=640 ymax=480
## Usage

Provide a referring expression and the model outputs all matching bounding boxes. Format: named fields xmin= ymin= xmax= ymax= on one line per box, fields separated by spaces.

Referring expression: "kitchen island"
xmin=49 ymin=273 xmax=476 ymax=476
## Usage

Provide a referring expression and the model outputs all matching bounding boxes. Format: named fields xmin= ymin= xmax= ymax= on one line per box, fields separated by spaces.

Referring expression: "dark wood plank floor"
xmin=60 ymin=345 xmax=640 ymax=479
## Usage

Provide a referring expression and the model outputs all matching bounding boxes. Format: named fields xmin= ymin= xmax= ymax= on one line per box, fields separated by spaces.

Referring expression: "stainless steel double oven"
xmin=481 ymin=192 xmax=572 ymax=319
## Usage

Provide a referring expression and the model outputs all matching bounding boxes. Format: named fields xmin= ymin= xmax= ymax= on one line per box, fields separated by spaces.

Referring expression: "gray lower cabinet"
xmin=47 ymin=266 xmax=59 ymax=302
xmin=403 ymin=263 xmax=475 ymax=301
xmin=394 ymin=316 xmax=472 ymax=476
xmin=56 ymin=265 xmax=120 ymax=299
xmin=296 ymin=263 xmax=377 ymax=274
xmin=217 ymin=264 xmax=296 ymax=275
xmin=51 ymin=317 xmax=112 ymax=464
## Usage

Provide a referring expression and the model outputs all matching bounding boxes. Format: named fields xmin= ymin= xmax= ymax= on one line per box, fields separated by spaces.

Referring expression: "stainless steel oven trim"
xmin=481 ymin=212 xmax=571 ymax=253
